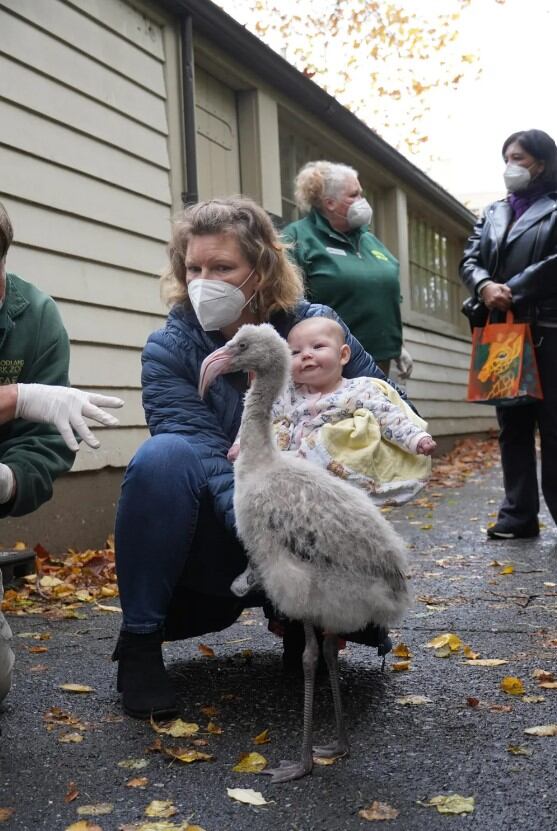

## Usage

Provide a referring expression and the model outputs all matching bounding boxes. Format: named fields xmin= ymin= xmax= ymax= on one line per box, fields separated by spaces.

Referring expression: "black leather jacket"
xmin=459 ymin=192 xmax=557 ymax=323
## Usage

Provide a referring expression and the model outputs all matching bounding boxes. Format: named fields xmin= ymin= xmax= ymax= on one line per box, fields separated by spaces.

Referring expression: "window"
xmin=279 ymin=127 xmax=322 ymax=222
xmin=408 ymin=214 xmax=466 ymax=329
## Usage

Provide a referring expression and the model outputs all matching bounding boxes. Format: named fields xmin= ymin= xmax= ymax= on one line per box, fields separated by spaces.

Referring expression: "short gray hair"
xmin=294 ymin=161 xmax=359 ymax=213
xmin=0 ymin=203 xmax=13 ymax=262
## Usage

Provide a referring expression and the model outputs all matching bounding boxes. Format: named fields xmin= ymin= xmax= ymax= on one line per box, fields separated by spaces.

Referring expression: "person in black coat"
xmin=460 ymin=129 xmax=557 ymax=539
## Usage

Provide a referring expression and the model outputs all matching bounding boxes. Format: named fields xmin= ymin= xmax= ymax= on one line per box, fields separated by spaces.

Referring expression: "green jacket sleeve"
xmin=0 ymin=298 xmax=75 ymax=518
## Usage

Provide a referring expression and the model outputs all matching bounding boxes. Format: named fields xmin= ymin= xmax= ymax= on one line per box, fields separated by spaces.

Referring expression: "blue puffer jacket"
xmin=142 ymin=300 xmax=408 ymax=534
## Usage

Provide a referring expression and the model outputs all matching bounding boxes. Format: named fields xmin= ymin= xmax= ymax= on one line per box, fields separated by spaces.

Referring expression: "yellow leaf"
xmin=14 ymin=540 xmax=27 ymax=550
xmin=144 ymin=800 xmax=176 ymax=819
xmin=77 ymin=804 xmax=114 ymax=816
xmin=424 ymin=794 xmax=475 ymax=814
xmin=75 ymin=590 xmax=93 ymax=602
xmin=64 ymin=822 xmax=103 ymax=831
xmin=500 ymin=676 xmax=525 ymax=696
xmin=461 ymin=53 xmax=476 ymax=63
xmin=463 ymin=645 xmax=480 ymax=659
xmin=524 ymin=724 xmax=557 ymax=736
xmin=500 ymin=565 xmax=514 ymax=575
xmin=164 ymin=747 xmax=213 ymax=764
xmin=39 ymin=575 xmax=64 ymax=588
xmin=59 ymin=684 xmax=94 ymax=694
xmin=59 ymin=732 xmax=84 ymax=744
xmin=0 ymin=808 xmax=15 ymax=822
xmin=522 ymin=695 xmax=545 ymax=704
xmin=434 ymin=645 xmax=452 ymax=658
xmin=151 ymin=717 xmax=199 ymax=738
xmin=313 ymin=752 xmax=346 ymax=765
xmin=420 ymin=524 xmax=433 ymax=530
xmin=94 ymin=604 xmax=122 ymax=613
xmin=226 ymin=788 xmax=270 ymax=806
xmin=198 ymin=643 xmax=215 ymax=658
xmin=126 ymin=777 xmax=149 ymax=788
xmin=232 ymin=752 xmax=267 ymax=773
xmin=425 ymin=633 xmax=462 ymax=651
xmin=207 ymin=721 xmax=223 ymax=735
xmin=359 ymin=800 xmax=399 ymax=821
xmin=391 ymin=661 xmax=410 ymax=672
xmin=253 ymin=728 xmax=270 ymax=745
xmin=392 ymin=643 xmax=411 ymax=658
xmin=507 ymin=745 xmax=533 ymax=756
xmin=465 ymin=659 xmax=508 ymax=667
xmin=539 ymin=681 xmax=557 ymax=689
xmin=396 ymin=695 xmax=432 ymax=706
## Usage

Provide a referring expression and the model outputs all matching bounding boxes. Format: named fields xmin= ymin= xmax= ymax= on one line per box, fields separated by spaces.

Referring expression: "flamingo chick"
xmin=199 ymin=323 xmax=410 ymax=783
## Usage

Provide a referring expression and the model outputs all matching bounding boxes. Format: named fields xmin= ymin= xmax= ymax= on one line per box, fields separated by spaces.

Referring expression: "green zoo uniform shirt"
xmin=282 ymin=209 xmax=402 ymax=361
xmin=0 ymin=273 xmax=75 ymax=517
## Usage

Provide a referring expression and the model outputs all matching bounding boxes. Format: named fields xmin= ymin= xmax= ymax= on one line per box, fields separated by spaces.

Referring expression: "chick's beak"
xmin=199 ymin=346 xmax=234 ymax=397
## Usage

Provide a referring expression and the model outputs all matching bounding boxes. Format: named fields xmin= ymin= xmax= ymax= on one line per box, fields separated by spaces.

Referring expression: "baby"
xmin=230 ymin=316 xmax=435 ymax=596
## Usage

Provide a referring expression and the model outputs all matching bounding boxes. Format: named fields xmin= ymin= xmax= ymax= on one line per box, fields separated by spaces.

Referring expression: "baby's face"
xmin=288 ymin=321 xmax=346 ymax=393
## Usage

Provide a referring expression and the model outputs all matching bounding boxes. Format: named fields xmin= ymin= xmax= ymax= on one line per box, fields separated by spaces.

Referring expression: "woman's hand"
xmin=479 ymin=282 xmax=512 ymax=311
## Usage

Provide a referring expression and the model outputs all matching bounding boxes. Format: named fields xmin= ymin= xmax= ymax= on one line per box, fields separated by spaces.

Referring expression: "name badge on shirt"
xmin=325 ymin=246 xmax=347 ymax=256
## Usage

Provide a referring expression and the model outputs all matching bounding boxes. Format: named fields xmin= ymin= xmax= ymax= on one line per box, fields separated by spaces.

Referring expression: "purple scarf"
xmin=508 ymin=181 xmax=551 ymax=219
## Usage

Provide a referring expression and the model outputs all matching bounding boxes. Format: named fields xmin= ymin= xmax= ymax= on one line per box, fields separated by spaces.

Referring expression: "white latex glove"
xmin=0 ymin=463 xmax=15 ymax=504
xmin=15 ymin=384 xmax=124 ymax=452
xmin=395 ymin=346 xmax=414 ymax=380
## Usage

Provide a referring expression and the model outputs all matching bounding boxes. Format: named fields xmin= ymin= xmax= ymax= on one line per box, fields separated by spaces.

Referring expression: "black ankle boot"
xmin=112 ymin=630 xmax=178 ymax=720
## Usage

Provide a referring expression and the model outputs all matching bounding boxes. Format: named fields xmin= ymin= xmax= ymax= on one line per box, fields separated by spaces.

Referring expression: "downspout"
xmin=180 ymin=14 xmax=198 ymax=205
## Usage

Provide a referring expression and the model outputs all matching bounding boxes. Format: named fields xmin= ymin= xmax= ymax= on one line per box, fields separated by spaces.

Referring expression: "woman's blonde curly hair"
xmin=161 ymin=197 xmax=304 ymax=317
xmin=294 ymin=161 xmax=358 ymax=214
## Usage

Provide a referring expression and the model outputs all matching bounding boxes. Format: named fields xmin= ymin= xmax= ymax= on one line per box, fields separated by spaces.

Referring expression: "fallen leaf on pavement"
xmin=59 ymin=684 xmax=94 ymax=694
xmin=391 ymin=661 xmax=410 ymax=672
xmin=118 ymin=758 xmax=150 ymax=770
xmin=313 ymin=753 xmax=347 ymax=765
xmin=64 ymin=782 xmax=79 ymax=803
xmin=27 ymin=645 xmax=48 ymax=654
xmin=119 ymin=823 xmax=199 ymax=831
xmin=500 ymin=565 xmax=515 ymax=575
xmin=507 ymin=745 xmax=533 ymax=756
xmin=77 ymin=804 xmax=113 ymax=817
xmin=197 ymin=643 xmax=215 ymax=658
xmin=539 ymin=682 xmax=557 ymax=689
xmin=206 ymin=721 xmax=223 ymax=735
xmin=59 ymin=732 xmax=85 ymax=744
xmin=64 ymin=822 xmax=103 ymax=831
xmin=463 ymin=645 xmax=480 ymax=659
xmin=232 ymin=752 xmax=267 ymax=773
xmin=0 ymin=808 xmax=15 ymax=822
xmin=392 ymin=643 xmax=411 ymax=658
xmin=199 ymin=705 xmax=219 ymax=718
xmin=425 ymin=633 xmax=462 ymax=652
xmin=420 ymin=794 xmax=475 ymax=814
xmin=164 ymin=747 xmax=213 ymax=764
xmin=488 ymin=704 xmax=512 ymax=713
xmin=359 ymin=801 xmax=399 ymax=821
xmin=253 ymin=729 xmax=270 ymax=745
xmin=126 ymin=777 xmax=149 ymax=788
xmin=501 ymin=676 xmax=525 ymax=696
xmin=465 ymin=659 xmax=509 ymax=667
xmin=145 ymin=801 xmax=176 ymax=819
xmin=524 ymin=724 xmax=557 ymax=736
xmin=466 ymin=697 xmax=480 ymax=708
xmin=226 ymin=788 xmax=270 ymax=806
xmin=522 ymin=695 xmax=545 ymax=704
xmin=396 ymin=695 xmax=432 ymax=706
xmin=150 ymin=717 xmax=199 ymax=738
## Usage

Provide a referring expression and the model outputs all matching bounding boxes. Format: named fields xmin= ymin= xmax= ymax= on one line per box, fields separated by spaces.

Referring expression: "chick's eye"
xmin=237 ymin=340 xmax=248 ymax=351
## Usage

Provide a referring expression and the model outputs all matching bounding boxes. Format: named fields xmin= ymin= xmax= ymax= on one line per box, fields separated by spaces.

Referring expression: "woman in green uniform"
xmin=283 ymin=160 xmax=412 ymax=378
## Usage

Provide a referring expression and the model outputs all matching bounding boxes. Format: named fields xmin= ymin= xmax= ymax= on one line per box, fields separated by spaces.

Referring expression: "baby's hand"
xmin=227 ymin=443 xmax=240 ymax=462
xmin=417 ymin=436 xmax=437 ymax=456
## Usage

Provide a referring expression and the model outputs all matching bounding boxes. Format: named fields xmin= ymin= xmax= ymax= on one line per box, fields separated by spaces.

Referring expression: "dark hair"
xmin=502 ymin=129 xmax=557 ymax=190
xmin=0 ymin=202 xmax=13 ymax=262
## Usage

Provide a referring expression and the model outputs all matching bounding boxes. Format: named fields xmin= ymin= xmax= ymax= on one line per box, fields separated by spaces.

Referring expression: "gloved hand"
xmin=15 ymin=384 xmax=124 ymax=452
xmin=395 ymin=346 xmax=414 ymax=380
xmin=0 ymin=463 xmax=15 ymax=504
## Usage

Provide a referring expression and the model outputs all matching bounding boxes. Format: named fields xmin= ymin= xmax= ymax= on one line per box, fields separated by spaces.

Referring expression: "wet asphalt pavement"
xmin=1 ymin=459 xmax=557 ymax=831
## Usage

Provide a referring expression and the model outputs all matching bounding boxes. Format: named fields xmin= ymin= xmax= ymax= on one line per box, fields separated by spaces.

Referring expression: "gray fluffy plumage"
xmin=224 ymin=324 xmax=411 ymax=633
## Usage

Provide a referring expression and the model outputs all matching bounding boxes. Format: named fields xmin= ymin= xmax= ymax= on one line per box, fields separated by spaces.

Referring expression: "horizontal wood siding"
xmin=404 ymin=325 xmax=497 ymax=437
xmin=0 ymin=0 xmax=180 ymax=469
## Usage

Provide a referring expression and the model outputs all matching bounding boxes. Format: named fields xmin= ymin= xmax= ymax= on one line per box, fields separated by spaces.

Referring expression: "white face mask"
xmin=503 ymin=163 xmax=532 ymax=193
xmin=345 ymin=197 xmax=373 ymax=229
xmin=188 ymin=269 xmax=256 ymax=332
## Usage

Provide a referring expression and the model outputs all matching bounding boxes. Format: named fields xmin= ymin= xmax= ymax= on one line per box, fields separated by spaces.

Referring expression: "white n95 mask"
xmin=188 ymin=270 xmax=255 ymax=331
xmin=346 ymin=198 xmax=373 ymax=229
xmin=503 ymin=163 xmax=531 ymax=193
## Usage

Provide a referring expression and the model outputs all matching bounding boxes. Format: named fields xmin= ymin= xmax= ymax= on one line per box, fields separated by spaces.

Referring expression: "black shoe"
xmin=112 ymin=630 xmax=178 ymax=720
xmin=487 ymin=521 xmax=540 ymax=540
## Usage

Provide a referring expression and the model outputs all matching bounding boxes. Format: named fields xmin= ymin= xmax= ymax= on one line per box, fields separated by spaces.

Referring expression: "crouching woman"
xmin=113 ymin=197 xmax=407 ymax=718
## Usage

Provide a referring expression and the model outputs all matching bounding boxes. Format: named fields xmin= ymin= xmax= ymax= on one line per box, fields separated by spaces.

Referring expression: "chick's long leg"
xmin=313 ymin=632 xmax=349 ymax=759
xmin=261 ymin=621 xmax=318 ymax=783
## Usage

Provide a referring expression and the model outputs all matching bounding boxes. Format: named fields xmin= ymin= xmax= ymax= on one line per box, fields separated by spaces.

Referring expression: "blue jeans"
xmin=115 ymin=433 xmax=248 ymax=637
